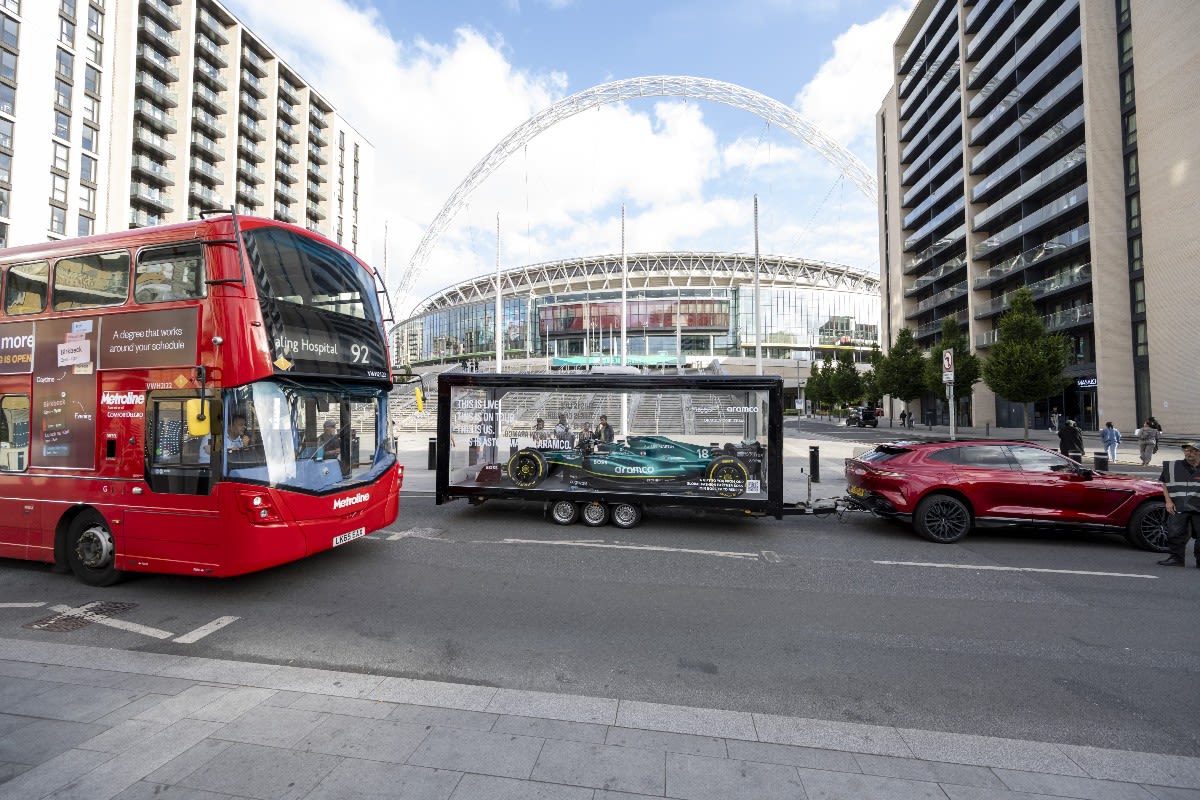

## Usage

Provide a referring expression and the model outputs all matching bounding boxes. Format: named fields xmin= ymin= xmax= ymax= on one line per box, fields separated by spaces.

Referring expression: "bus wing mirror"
xmin=186 ymin=399 xmax=211 ymax=437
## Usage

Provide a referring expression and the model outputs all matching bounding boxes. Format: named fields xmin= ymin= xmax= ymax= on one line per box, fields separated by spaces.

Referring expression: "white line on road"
xmin=874 ymin=560 xmax=1157 ymax=579
xmin=495 ymin=538 xmax=761 ymax=560
xmin=0 ymin=602 xmax=46 ymax=608
xmin=174 ymin=616 xmax=240 ymax=644
xmin=47 ymin=603 xmax=175 ymax=638
xmin=762 ymin=550 xmax=782 ymax=563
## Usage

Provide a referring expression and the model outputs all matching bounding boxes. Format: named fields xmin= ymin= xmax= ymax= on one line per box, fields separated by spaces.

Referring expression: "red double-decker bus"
xmin=0 ymin=213 xmax=402 ymax=585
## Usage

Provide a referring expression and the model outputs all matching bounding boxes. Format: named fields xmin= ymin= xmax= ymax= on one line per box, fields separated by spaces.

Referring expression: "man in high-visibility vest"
xmin=1157 ymin=441 xmax=1200 ymax=567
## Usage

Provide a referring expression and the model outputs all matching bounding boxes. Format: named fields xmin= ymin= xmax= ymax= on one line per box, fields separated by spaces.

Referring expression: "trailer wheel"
xmin=611 ymin=502 xmax=642 ymax=529
xmin=550 ymin=499 xmax=579 ymax=525
xmin=705 ymin=456 xmax=749 ymax=498
xmin=66 ymin=510 xmax=123 ymax=587
xmin=507 ymin=449 xmax=547 ymax=488
xmin=580 ymin=501 xmax=609 ymax=527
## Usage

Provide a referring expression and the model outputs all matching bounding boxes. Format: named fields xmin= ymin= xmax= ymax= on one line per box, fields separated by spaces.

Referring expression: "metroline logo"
xmin=333 ymin=492 xmax=370 ymax=510
xmin=100 ymin=391 xmax=144 ymax=405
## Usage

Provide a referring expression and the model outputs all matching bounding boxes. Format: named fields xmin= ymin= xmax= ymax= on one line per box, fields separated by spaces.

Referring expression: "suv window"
xmin=930 ymin=445 xmax=1015 ymax=469
xmin=1010 ymin=444 xmax=1075 ymax=473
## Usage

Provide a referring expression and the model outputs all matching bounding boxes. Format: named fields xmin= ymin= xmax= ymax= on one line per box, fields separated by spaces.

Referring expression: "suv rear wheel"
xmin=914 ymin=494 xmax=972 ymax=543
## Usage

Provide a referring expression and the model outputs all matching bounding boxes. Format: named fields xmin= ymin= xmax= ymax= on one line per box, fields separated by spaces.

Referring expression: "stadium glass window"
xmin=53 ymin=250 xmax=130 ymax=310
xmin=49 ymin=205 xmax=66 ymax=235
xmin=5 ymin=261 xmax=47 ymax=315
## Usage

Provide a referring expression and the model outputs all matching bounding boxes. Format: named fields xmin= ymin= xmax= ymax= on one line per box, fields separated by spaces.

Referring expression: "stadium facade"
xmin=391 ymin=251 xmax=881 ymax=386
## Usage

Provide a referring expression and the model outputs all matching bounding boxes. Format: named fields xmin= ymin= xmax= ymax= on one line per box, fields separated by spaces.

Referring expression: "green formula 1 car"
xmin=505 ymin=435 xmax=764 ymax=498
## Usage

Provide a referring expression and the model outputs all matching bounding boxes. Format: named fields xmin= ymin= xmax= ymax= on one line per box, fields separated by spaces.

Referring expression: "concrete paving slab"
xmin=408 ymin=727 xmax=545 ymax=780
xmin=665 ymin=751 xmax=806 ymax=800
xmin=726 ymin=738 xmax=862 ymax=772
xmin=993 ymin=768 xmax=1158 ymax=799
xmin=131 ymin=684 xmax=233 ymax=726
xmin=494 ymin=714 xmax=608 ymax=744
xmin=0 ymin=747 xmax=111 ymax=800
xmin=795 ymin=765 xmax=950 ymax=799
xmin=208 ymin=705 xmax=327 ymax=749
xmin=173 ymin=741 xmax=341 ymax=800
xmin=76 ymin=719 xmax=165 ymax=754
xmin=306 ymin=759 xmax=463 ymax=800
xmin=369 ymin=675 xmax=498 ymax=711
xmin=754 ymin=712 xmax=914 ymax=757
xmin=3 ymin=683 xmax=145 ymax=724
xmin=897 ymin=728 xmax=1089 ymax=776
xmin=615 ymin=699 xmax=756 ymax=740
xmin=289 ymin=691 xmax=397 ymax=720
xmin=1057 ymin=745 xmax=1200 ymax=789
xmin=487 ymin=687 xmax=618 ymax=725
xmin=0 ymin=717 xmax=109 ymax=764
xmin=139 ymin=737 xmax=233 ymax=787
xmin=529 ymin=738 xmax=666 ymax=795
xmin=449 ymin=773 xmax=595 ymax=800
xmin=389 ymin=703 xmax=499 ymax=732
xmin=604 ymin=726 xmax=728 ymax=758
xmin=297 ymin=714 xmax=431 ymax=763
xmin=853 ymin=752 xmax=1008 ymax=788
xmin=189 ymin=686 xmax=278 ymax=723
xmin=266 ymin=664 xmax=387 ymax=698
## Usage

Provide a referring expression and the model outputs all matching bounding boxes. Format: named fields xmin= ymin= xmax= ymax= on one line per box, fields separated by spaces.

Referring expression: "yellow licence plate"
xmin=848 ymin=486 xmax=866 ymax=498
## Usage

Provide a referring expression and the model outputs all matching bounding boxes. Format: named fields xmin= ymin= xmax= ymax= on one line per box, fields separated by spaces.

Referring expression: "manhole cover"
xmin=25 ymin=601 xmax=138 ymax=633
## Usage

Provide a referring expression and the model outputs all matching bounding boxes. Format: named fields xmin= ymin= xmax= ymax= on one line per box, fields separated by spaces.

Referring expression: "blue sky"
xmin=223 ymin=0 xmax=914 ymax=316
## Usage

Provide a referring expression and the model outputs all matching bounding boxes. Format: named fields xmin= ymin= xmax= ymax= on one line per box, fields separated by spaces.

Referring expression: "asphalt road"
xmin=3 ymin=484 xmax=1198 ymax=757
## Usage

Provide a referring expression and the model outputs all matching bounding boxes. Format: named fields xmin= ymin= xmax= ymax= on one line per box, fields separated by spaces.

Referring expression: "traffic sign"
xmin=942 ymin=348 xmax=954 ymax=374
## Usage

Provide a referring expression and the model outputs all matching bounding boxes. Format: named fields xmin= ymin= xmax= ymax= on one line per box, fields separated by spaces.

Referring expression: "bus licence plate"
xmin=333 ymin=527 xmax=367 ymax=547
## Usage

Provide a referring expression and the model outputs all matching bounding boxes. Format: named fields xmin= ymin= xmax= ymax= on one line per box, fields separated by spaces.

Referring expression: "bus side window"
xmin=53 ymin=250 xmax=130 ymax=310
xmin=0 ymin=394 xmax=30 ymax=472
xmin=5 ymin=261 xmax=48 ymax=316
xmin=136 ymin=244 xmax=205 ymax=304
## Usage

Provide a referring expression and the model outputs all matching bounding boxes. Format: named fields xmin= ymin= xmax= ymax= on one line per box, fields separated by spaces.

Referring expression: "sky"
xmin=221 ymin=0 xmax=915 ymax=318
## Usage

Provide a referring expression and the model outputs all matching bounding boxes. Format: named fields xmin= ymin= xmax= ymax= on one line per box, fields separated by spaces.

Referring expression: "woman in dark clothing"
xmin=1057 ymin=419 xmax=1084 ymax=460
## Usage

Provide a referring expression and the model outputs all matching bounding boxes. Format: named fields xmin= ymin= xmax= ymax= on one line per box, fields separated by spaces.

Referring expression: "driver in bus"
xmin=317 ymin=419 xmax=341 ymax=460
xmin=225 ymin=414 xmax=250 ymax=451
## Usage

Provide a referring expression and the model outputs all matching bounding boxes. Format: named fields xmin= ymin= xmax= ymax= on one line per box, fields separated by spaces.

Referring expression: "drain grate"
xmin=25 ymin=601 xmax=138 ymax=633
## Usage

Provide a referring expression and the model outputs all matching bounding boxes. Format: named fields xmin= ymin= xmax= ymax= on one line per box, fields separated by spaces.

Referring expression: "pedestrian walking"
xmin=1049 ymin=407 xmax=1061 ymax=433
xmin=1100 ymin=421 xmax=1121 ymax=463
xmin=1057 ymin=419 xmax=1084 ymax=460
xmin=1156 ymin=441 xmax=1200 ymax=568
xmin=899 ymin=410 xmax=907 ymax=428
xmin=1147 ymin=416 xmax=1163 ymax=433
xmin=1137 ymin=419 xmax=1159 ymax=466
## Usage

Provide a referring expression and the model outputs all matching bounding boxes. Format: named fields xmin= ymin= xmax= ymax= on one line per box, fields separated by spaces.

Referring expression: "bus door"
xmin=0 ymin=394 xmax=31 ymax=559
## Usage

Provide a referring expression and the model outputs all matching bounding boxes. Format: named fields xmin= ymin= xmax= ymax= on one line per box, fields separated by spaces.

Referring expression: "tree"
xmin=982 ymin=287 xmax=1073 ymax=439
xmin=807 ymin=358 xmax=836 ymax=416
xmin=924 ymin=317 xmax=981 ymax=419
xmin=831 ymin=349 xmax=864 ymax=409
xmin=876 ymin=328 xmax=927 ymax=420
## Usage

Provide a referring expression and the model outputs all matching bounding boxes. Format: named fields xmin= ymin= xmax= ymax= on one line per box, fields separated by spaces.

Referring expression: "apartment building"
xmin=877 ymin=0 xmax=1198 ymax=432
xmin=0 ymin=0 xmax=371 ymax=259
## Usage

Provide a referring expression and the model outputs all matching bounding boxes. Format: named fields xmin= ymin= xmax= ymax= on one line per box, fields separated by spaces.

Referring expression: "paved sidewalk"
xmin=1 ymin=637 xmax=1198 ymax=800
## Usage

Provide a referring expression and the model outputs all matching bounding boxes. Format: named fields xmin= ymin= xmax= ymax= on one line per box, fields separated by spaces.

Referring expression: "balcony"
xmin=911 ymin=280 xmax=968 ymax=316
xmin=238 ymin=138 xmax=265 ymax=163
xmin=190 ymin=157 xmax=224 ymax=185
xmin=307 ymin=201 xmax=326 ymax=220
xmin=133 ymin=127 xmax=176 ymax=159
xmin=275 ymin=162 xmax=298 ymax=183
xmin=242 ymin=48 xmax=268 ymax=77
xmin=193 ymin=83 xmax=226 ymax=115
xmin=130 ymin=208 xmax=167 ymax=228
xmin=973 ymin=145 xmax=1087 ymax=232
xmin=310 ymin=106 xmax=330 ymax=128
xmin=277 ymin=141 xmax=299 ymax=164
xmin=905 ymin=253 xmax=967 ymax=297
xmin=134 ymin=99 xmax=177 ymax=135
xmin=136 ymin=73 xmax=179 ymax=108
xmin=241 ymin=70 xmax=267 ymax=99
xmin=308 ymin=143 xmax=327 ymax=165
xmin=308 ymin=125 xmax=328 ymax=148
xmin=237 ymin=159 xmax=264 ymax=185
xmin=974 ymin=264 xmax=1092 ymax=319
xmin=306 ymin=160 xmax=325 ymax=182
xmin=131 ymin=154 xmax=174 ymax=186
xmin=236 ymin=183 xmax=263 ymax=206
xmin=274 ymin=183 xmax=297 ymax=204
xmin=194 ymin=35 xmax=227 ymax=68
xmin=240 ymin=92 xmax=267 ymax=120
xmin=275 ymin=204 xmax=297 ymax=223
xmin=976 ymin=303 xmax=1093 ymax=348
xmin=195 ymin=61 xmax=227 ymax=92
xmin=191 ymin=106 xmax=224 ymax=138
xmin=239 ymin=115 xmax=266 ymax=142
xmin=916 ymin=310 xmax=969 ymax=339
xmin=197 ymin=8 xmax=228 ymax=44
xmin=277 ymin=120 xmax=298 ymax=143
xmin=974 ymin=185 xmax=1089 ymax=261
xmin=277 ymin=100 xmax=300 ymax=123
xmin=279 ymin=82 xmax=301 ymax=105
xmin=131 ymin=182 xmax=174 ymax=213
xmin=138 ymin=17 xmax=180 ymax=57
xmin=189 ymin=182 xmax=223 ymax=209
xmin=306 ymin=182 xmax=327 ymax=202
xmin=140 ymin=0 xmax=182 ymax=31
xmin=137 ymin=45 xmax=179 ymax=82
xmin=191 ymin=132 xmax=225 ymax=161
xmin=973 ymin=224 xmax=1090 ymax=289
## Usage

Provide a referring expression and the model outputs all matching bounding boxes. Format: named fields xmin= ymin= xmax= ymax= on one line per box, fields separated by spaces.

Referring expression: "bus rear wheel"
xmin=66 ymin=511 xmax=123 ymax=587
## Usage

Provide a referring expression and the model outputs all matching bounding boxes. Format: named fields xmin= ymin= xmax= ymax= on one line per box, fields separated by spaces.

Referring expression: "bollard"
xmin=985 ymin=422 xmax=990 ymax=437
xmin=809 ymin=445 xmax=820 ymax=483
xmin=1069 ymin=450 xmax=1083 ymax=463
xmin=1093 ymin=452 xmax=1108 ymax=471
xmin=427 ymin=437 xmax=436 ymax=470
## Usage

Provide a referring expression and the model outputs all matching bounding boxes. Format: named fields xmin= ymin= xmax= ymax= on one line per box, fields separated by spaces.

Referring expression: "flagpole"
xmin=495 ymin=213 xmax=503 ymax=374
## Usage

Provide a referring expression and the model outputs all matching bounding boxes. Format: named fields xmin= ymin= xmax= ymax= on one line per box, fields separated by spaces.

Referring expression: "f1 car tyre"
xmin=1125 ymin=500 xmax=1169 ymax=551
xmin=550 ymin=499 xmax=579 ymax=525
xmin=705 ymin=456 xmax=749 ymax=498
xmin=611 ymin=502 xmax=642 ymax=529
xmin=507 ymin=449 xmax=548 ymax=489
xmin=580 ymin=501 xmax=609 ymax=527
xmin=913 ymin=493 xmax=972 ymax=543
xmin=66 ymin=510 xmax=123 ymax=587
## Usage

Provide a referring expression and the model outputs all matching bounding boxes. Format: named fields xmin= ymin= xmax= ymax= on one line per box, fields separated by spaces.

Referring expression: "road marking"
xmin=495 ymin=538 xmax=761 ymax=560
xmin=0 ymin=602 xmax=46 ymax=608
xmin=47 ymin=603 xmax=174 ymax=639
xmin=762 ymin=550 xmax=782 ymax=563
xmin=174 ymin=616 xmax=240 ymax=644
xmin=874 ymin=560 xmax=1157 ymax=579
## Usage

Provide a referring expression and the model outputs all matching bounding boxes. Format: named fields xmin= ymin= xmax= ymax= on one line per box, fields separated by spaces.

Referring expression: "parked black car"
xmin=847 ymin=406 xmax=879 ymax=428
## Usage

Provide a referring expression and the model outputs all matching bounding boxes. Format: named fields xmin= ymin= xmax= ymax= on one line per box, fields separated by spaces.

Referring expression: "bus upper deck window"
xmin=5 ymin=261 xmax=48 ymax=315
xmin=136 ymin=245 xmax=205 ymax=304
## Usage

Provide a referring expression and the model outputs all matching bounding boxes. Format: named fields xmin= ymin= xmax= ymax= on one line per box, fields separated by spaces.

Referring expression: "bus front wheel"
xmin=66 ymin=511 xmax=123 ymax=587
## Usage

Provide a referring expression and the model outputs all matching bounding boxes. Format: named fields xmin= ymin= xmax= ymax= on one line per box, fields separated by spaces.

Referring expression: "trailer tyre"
xmin=66 ymin=510 xmax=123 ymax=587
xmin=580 ymin=501 xmax=609 ymax=526
xmin=611 ymin=502 xmax=642 ymax=529
xmin=550 ymin=499 xmax=579 ymax=525
xmin=705 ymin=456 xmax=749 ymax=498
xmin=507 ymin=449 xmax=547 ymax=489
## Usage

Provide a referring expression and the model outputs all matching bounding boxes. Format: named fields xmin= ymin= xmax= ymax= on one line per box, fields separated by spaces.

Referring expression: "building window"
xmin=0 ymin=221 xmax=6 ymax=247
xmin=52 ymin=142 xmax=68 ymax=172
xmin=85 ymin=35 xmax=101 ymax=63
xmin=1133 ymin=321 xmax=1147 ymax=356
xmin=54 ymin=110 xmax=70 ymax=139
xmin=56 ymin=48 xmax=74 ymax=79
xmin=0 ymin=1 xmax=18 ymax=14
xmin=84 ymin=65 xmax=100 ymax=96
xmin=1131 ymin=278 xmax=1145 ymax=315
xmin=0 ymin=151 xmax=11 ymax=183
xmin=1125 ymin=151 xmax=1139 ymax=189
xmin=0 ymin=15 xmax=17 ymax=49
xmin=1121 ymin=70 xmax=1135 ymax=107
xmin=82 ymin=94 xmax=98 ymax=123
xmin=60 ymin=17 xmax=75 ymax=46
xmin=50 ymin=205 xmax=66 ymax=235
xmin=86 ymin=6 xmax=101 ymax=36
xmin=51 ymin=174 xmax=67 ymax=203
xmin=1128 ymin=236 xmax=1142 ymax=272
xmin=77 ymin=213 xmax=92 ymax=237
xmin=1119 ymin=29 xmax=1133 ymax=65
xmin=0 ymin=117 xmax=10 ymax=149
xmin=55 ymin=78 xmax=72 ymax=110
xmin=1127 ymin=194 xmax=1141 ymax=232
xmin=61 ymin=0 xmax=76 ymax=17
xmin=0 ymin=186 xmax=7 ymax=216
xmin=80 ymin=153 xmax=95 ymax=183
xmin=0 ymin=82 xmax=13 ymax=115
xmin=80 ymin=184 xmax=94 ymax=212
xmin=1123 ymin=111 xmax=1137 ymax=148
xmin=0 ymin=49 xmax=14 ymax=82
xmin=81 ymin=124 xmax=97 ymax=153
